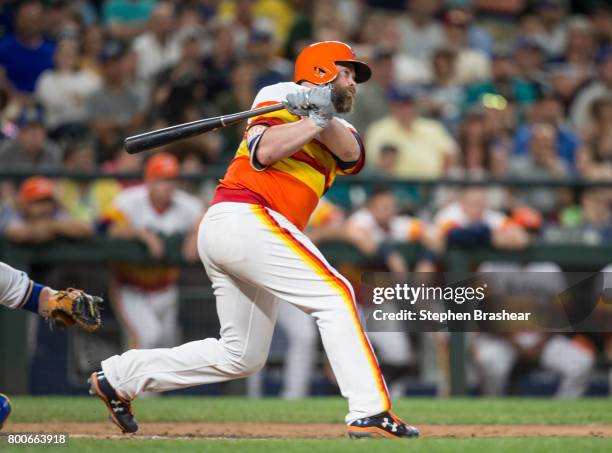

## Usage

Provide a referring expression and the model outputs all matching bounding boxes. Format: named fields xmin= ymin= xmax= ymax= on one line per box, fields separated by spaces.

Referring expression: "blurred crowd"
xmin=1 ymin=0 xmax=612 ymax=397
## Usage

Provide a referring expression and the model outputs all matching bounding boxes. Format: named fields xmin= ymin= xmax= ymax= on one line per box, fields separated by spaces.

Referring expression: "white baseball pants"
xmin=474 ymin=333 xmax=594 ymax=398
xmin=112 ymin=285 xmax=179 ymax=350
xmin=102 ymin=202 xmax=390 ymax=422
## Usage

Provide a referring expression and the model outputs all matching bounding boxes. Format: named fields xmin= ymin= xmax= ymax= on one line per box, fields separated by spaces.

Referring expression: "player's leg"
xmin=473 ymin=333 xmax=517 ymax=395
xmin=156 ymin=286 xmax=180 ymax=348
xmin=367 ymin=330 xmax=412 ymax=398
xmin=540 ymin=335 xmax=595 ymax=398
xmin=100 ymin=271 xmax=278 ymax=399
xmin=277 ymin=301 xmax=318 ymax=399
xmin=214 ymin=203 xmax=415 ymax=436
xmin=112 ymin=285 xmax=163 ymax=350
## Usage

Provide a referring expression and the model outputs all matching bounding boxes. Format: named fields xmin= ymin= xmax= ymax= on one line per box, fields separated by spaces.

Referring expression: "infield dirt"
xmin=5 ymin=422 xmax=612 ymax=439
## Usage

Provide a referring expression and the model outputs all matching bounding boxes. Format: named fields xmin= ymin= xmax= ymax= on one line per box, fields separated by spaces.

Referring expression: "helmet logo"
xmin=314 ymin=66 xmax=328 ymax=78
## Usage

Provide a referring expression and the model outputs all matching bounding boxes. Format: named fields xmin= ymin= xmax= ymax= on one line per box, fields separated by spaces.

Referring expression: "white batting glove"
xmin=283 ymin=85 xmax=335 ymax=128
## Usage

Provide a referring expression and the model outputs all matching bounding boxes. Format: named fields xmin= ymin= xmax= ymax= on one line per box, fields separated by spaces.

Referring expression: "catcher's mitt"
xmin=47 ymin=288 xmax=103 ymax=333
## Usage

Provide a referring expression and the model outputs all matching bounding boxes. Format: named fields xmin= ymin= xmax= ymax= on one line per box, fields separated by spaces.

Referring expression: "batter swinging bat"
xmin=124 ymin=103 xmax=285 ymax=154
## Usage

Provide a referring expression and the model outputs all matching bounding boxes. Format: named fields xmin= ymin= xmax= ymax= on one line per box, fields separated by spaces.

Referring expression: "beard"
xmin=331 ymin=83 xmax=356 ymax=114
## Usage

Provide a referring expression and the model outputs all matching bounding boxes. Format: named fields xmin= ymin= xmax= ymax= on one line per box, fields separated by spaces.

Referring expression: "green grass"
xmin=6 ymin=396 xmax=612 ymax=425
xmin=4 ymin=438 xmax=612 ymax=453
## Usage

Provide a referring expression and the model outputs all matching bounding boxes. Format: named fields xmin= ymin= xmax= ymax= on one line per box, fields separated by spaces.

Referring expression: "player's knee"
xmin=224 ymin=349 xmax=267 ymax=378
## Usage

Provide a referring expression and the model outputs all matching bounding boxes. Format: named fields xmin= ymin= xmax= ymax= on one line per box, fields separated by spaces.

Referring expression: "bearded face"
xmin=331 ymin=81 xmax=356 ymax=114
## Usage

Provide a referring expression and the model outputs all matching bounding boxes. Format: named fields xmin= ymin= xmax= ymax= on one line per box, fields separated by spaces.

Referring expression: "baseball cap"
xmin=145 ymin=153 xmax=180 ymax=180
xmin=16 ymin=105 xmax=45 ymax=128
xmin=19 ymin=176 xmax=55 ymax=203
xmin=513 ymin=37 xmax=543 ymax=53
xmin=387 ymin=86 xmax=418 ymax=103
xmin=98 ymin=40 xmax=128 ymax=63
xmin=596 ymin=46 xmax=612 ymax=65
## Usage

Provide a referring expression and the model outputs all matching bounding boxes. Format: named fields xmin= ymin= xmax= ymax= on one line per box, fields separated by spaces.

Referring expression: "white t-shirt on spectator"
xmin=132 ymin=32 xmax=181 ymax=81
xmin=35 ymin=70 xmax=101 ymax=129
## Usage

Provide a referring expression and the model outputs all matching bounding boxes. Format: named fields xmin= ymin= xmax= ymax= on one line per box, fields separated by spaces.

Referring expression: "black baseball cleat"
xmin=88 ymin=371 xmax=138 ymax=434
xmin=348 ymin=411 xmax=420 ymax=439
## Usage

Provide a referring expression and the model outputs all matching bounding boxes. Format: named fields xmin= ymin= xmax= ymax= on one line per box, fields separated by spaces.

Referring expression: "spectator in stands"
xmin=445 ymin=0 xmax=493 ymax=55
xmin=3 ymin=176 xmax=93 ymax=244
xmin=56 ymin=140 xmax=121 ymax=223
xmin=440 ymin=8 xmax=491 ymax=84
xmin=216 ymin=0 xmax=276 ymax=58
xmin=103 ymin=153 xmax=203 ymax=350
xmin=0 ymin=105 xmax=62 ymax=169
xmin=533 ymin=0 xmax=568 ymax=59
xmin=80 ymin=25 xmax=105 ymax=76
xmin=348 ymin=47 xmax=394 ymax=135
xmin=589 ymin=2 xmax=612 ymax=49
xmin=152 ymin=32 xmax=207 ymax=127
xmin=202 ymin=24 xmax=237 ymax=102
xmin=513 ymin=38 xmax=551 ymax=95
xmin=549 ymin=16 xmax=596 ymax=110
xmin=515 ymin=94 xmax=580 ymax=169
xmin=464 ymin=48 xmax=539 ymax=119
xmin=0 ymin=1 xmax=55 ymax=95
xmin=561 ymin=189 xmax=612 ymax=244
xmin=397 ymin=0 xmax=444 ymax=60
xmin=577 ymin=96 xmax=612 ymax=178
xmin=508 ymin=123 xmax=570 ymax=215
xmin=215 ymin=59 xmax=258 ymax=157
xmin=365 ymin=86 xmax=457 ymax=178
xmin=103 ymin=0 xmax=156 ymax=41
xmin=434 ymin=107 xmax=510 ymax=209
xmin=132 ymin=2 xmax=180 ymax=83
xmin=247 ymin=28 xmax=291 ymax=92
xmin=570 ymin=47 xmax=612 ymax=132
xmin=86 ymin=40 xmax=145 ymax=161
xmin=35 ymin=38 xmax=101 ymax=141
xmin=420 ymin=47 xmax=464 ymax=133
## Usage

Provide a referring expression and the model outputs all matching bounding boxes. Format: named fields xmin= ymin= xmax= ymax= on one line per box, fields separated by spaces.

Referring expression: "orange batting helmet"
xmin=294 ymin=41 xmax=372 ymax=85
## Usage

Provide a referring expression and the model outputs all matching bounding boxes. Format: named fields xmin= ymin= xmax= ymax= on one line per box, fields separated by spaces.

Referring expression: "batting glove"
xmin=307 ymin=85 xmax=334 ymax=129
xmin=283 ymin=85 xmax=335 ymax=128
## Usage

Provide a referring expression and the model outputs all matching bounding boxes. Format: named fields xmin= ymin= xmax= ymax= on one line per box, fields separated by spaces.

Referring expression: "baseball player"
xmin=102 ymin=153 xmax=203 ymax=351
xmin=90 ymin=41 xmax=419 ymax=439
xmin=0 ymin=261 xmax=102 ymax=429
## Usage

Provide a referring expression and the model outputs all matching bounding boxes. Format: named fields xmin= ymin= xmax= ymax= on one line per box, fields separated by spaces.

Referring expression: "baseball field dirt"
xmin=2 ymin=397 xmax=612 ymax=452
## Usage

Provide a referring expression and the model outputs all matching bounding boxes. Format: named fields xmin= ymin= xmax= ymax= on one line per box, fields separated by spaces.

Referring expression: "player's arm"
xmin=4 ymin=220 xmax=57 ymax=243
xmin=108 ymin=223 xmax=165 ymax=258
xmin=253 ymin=118 xmax=324 ymax=168
xmin=51 ymin=218 xmax=94 ymax=239
xmin=317 ymin=119 xmax=361 ymax=163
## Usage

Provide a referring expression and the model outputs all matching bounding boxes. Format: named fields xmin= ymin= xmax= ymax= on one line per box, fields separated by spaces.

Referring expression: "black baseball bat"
xmin=124 ymin=103 xmax=285 ymax=154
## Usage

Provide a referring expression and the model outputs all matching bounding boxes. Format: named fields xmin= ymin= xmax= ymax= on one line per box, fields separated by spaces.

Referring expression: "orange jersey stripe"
xmin=218 ymin=84 xmax=363 ymax=230
xmin=252 ymin=205 xmax=391 ymax=410
xmin=219 ymin=156 xmax=320 ymax=230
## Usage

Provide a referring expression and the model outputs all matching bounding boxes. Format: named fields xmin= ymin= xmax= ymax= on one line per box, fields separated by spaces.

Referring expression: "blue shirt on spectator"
xmin=0 ymin=35 xmax=55 ymax=93
xmin=514 ymin=125 xmax=580 ymax=171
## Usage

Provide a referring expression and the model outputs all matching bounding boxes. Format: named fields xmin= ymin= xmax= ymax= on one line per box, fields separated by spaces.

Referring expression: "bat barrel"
xmin=124 ymin=103 xmax=285 ymax=154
